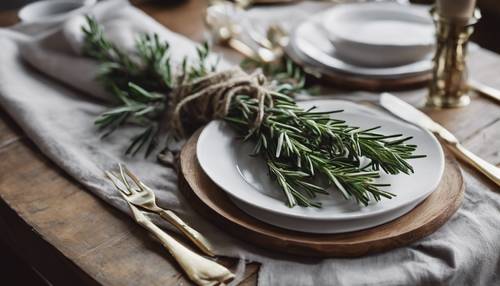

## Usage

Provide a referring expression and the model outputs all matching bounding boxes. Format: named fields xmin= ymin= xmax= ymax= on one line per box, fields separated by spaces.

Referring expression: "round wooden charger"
xmin=179 ymin=130 xmax=464 ymax=257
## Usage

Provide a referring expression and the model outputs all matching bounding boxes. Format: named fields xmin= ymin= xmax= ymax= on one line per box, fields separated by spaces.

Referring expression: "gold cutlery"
xmin=110 ymin=164 xmax=215 ymax=257
xmin=105 ymin=170 xmax=234 ymax=286
xmin=469 ymin=79 xmax=500 ymax=103
xmin=380 ymin=93 xmax=500 ymax=186
xmin=246 ymin=24 xmax=288 ymax=61
xmin=266 ymin=24 xmax=290 ymax=51
xmin=205 ymin=2 xmax=278 ymax=63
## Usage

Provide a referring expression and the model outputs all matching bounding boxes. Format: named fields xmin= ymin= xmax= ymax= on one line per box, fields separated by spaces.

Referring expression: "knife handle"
xmin=447 ymin=142 xmax=500 ymax=186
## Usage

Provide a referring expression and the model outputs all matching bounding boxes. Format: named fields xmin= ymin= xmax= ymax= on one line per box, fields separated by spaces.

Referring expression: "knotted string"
xmin=168 ymin=67 xmax=273 ymax=138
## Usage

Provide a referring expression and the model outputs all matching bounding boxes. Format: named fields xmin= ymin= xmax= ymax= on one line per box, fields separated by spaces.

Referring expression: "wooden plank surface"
xmin=0 ymin=1 xmax=499 ymax=285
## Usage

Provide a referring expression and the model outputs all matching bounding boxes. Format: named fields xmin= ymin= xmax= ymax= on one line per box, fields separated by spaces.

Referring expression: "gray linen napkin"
xmin=1 ymin=1 xmax=499 ymax=285
xmin=18 ymin=0 xmax=223 ymax=102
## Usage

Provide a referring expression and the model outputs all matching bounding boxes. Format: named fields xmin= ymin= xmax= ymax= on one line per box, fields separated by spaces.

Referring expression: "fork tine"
xmin=122 ymin=165 xmax=150 ymax=193
xmin=106 ymin=172 xmax=146 ymax=223
xmin=105 ymin=171 xmax=132 ymax=196
xmin=118 ymin=164 xmax=139 ymax=193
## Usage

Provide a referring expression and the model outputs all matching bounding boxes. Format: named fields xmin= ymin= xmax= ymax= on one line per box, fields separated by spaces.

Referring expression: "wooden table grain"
xmin=0 ymin=1 xmax=499 ymax=285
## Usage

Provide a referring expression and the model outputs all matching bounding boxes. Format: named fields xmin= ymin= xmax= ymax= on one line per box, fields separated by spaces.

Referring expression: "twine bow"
xmin=169 ymin=67 xmax=273 ymax=138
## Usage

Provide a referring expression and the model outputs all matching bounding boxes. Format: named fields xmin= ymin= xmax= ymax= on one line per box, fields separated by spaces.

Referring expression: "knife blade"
xmin=379 ymin=93 xmax=457 ymax=144
xmin=380 ymin=93 xmax=500 ymax=186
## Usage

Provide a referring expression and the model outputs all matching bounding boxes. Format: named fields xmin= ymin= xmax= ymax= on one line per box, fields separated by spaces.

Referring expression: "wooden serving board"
xmin=179 ymin=130 xmax=464 ymax=257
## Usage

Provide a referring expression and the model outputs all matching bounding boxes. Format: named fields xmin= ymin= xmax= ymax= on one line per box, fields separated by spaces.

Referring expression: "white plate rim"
xmin=230 ymin=193 xmax=428 ymax=233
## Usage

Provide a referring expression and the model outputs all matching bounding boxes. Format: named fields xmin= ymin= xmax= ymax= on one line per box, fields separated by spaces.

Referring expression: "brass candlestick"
xmin=426 ymin=7 xmax=481 ymax=108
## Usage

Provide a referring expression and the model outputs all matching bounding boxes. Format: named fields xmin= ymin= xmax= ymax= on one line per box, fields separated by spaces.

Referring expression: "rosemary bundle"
xmin=82 ymin=17 xmax=424 ymax=208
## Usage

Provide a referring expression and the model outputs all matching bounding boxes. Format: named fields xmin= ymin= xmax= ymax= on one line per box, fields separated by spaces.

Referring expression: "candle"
xmin=437 ymin=0 xmax=477 ymax=21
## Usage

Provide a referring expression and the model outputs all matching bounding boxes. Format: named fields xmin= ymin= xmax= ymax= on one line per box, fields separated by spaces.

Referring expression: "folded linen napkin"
xmin=1 ymin=1 xmax=499 ymax=285
xmin=18 ymin=0 xmax=223 ymax=102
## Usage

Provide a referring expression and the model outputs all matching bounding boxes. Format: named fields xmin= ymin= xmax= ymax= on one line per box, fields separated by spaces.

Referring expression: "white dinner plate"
xmin=197 ymin=100 xmax=445 ymax=233
xmin=287 ymin=13 xmax=433 ymax=78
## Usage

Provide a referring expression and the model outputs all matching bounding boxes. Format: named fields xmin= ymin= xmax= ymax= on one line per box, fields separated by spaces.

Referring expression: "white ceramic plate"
xmin=288 ymin=15 xmax=433 ymax=78
xmin=321 ymin=3 xmax=434 ymax=67
xmin=197 ymin=100 xmax=444 ymax=233
xmin=322 ymin=3 xmax=433 ymax=47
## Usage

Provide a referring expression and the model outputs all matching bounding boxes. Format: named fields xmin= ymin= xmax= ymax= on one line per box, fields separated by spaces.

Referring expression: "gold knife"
xmin=380 ymin=93 xmax=500 ymax=186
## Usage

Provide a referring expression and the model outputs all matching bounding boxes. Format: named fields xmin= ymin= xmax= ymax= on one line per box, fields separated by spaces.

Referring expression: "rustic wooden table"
xmin=0 ymin=1 xmax=498 ymax=285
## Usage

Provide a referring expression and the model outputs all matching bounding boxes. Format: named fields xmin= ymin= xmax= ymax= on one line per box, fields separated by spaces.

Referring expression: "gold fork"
xmin=113 ymin=164 xmax=215 ymax=257
xmin=105 ymin=171 xmax=234 ymax=286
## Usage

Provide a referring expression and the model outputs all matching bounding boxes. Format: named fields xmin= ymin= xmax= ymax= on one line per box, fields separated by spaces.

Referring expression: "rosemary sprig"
xmin=225 ymin=94 xmax=424 ymax=207
xmin=82 ymin=17 xmax=425 ymax=208
xmin=82 ymin=16 xmax=173 ymax=92
xmin=82 ymin=17 xmax=213 ymax=156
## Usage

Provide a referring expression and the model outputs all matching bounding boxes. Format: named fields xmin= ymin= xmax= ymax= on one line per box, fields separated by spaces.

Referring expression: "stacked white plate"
xmin=286 ymin=2 xmax=436 ymax=79
xmin=197 ymin=100 xmax=445 ymax=234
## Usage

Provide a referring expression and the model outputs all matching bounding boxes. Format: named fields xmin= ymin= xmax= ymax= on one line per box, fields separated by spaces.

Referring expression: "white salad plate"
xmin=321 ymin=3 xmax=435 ymax=67
xmin=197 ymin=100 xmax=445 ymax=233
xmin=287 ymin=9 xmax=434 ymax=78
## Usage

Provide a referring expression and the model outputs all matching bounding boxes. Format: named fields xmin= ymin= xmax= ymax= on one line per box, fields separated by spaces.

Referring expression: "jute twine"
xmin=169 ymin=67 xmax=273 ymax=138
xmin=157 ymin=67 xmax=273 ymax=168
